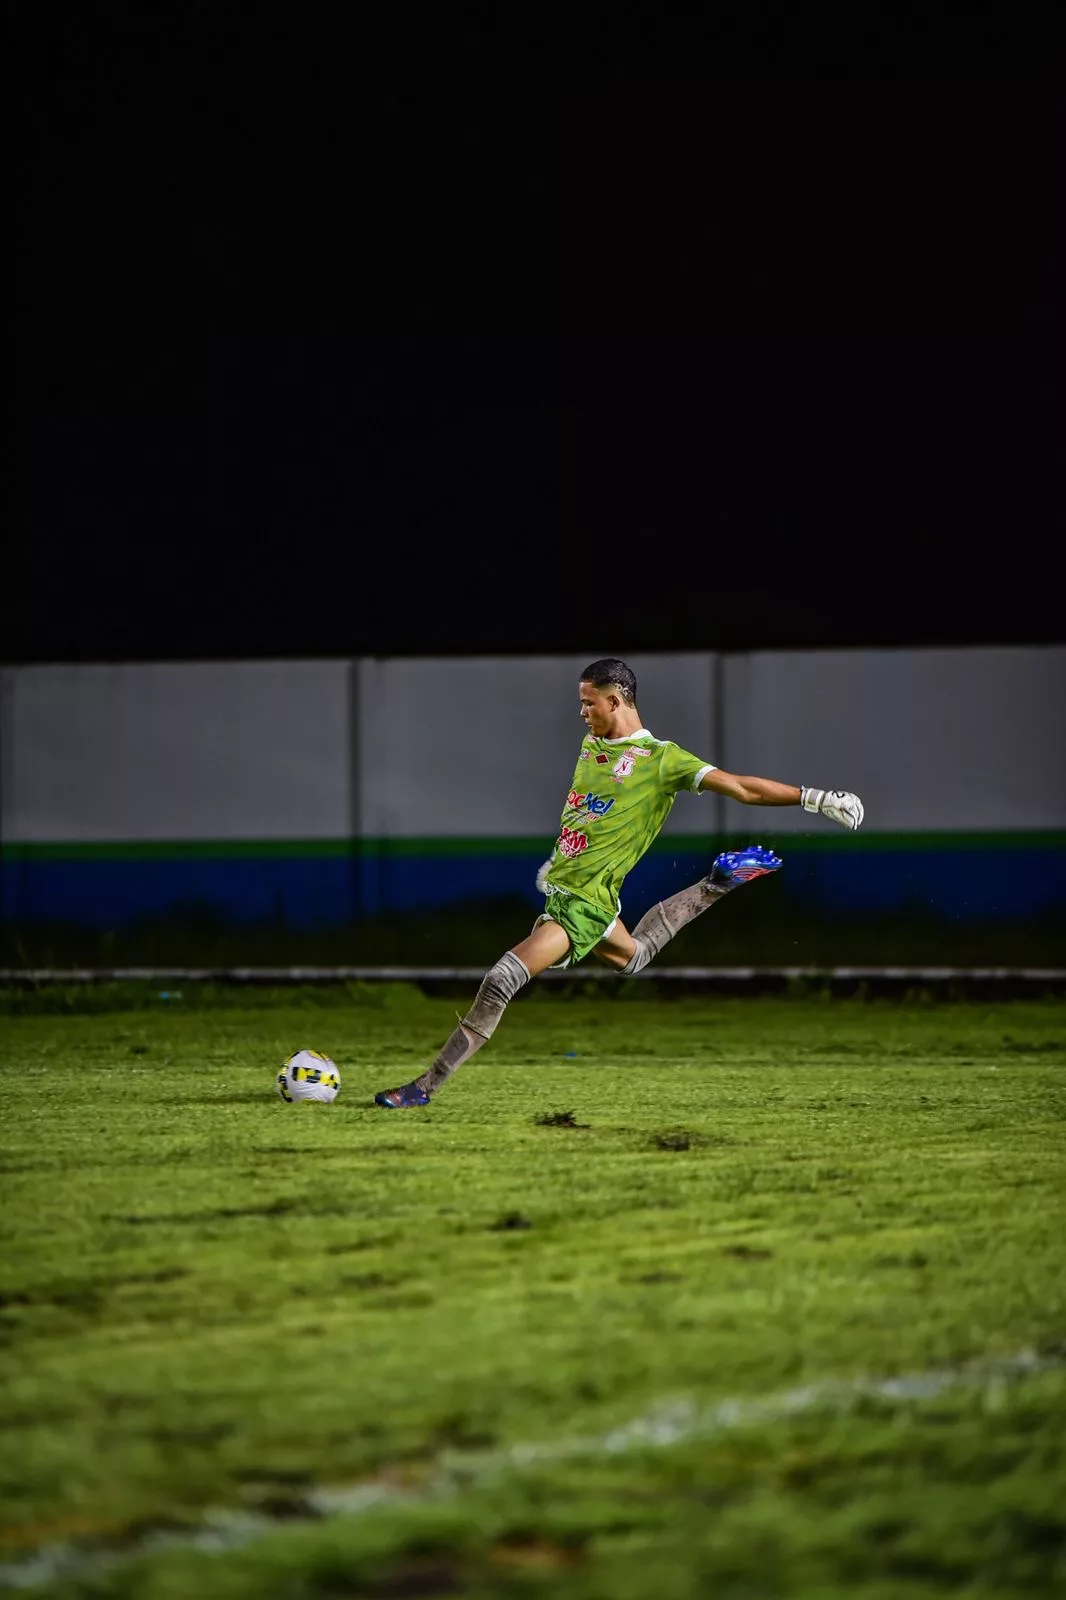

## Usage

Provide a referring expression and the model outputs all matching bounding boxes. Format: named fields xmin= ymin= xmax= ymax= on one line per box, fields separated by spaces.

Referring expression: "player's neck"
xmin=601 ymin=707 xmax=645 ymax=741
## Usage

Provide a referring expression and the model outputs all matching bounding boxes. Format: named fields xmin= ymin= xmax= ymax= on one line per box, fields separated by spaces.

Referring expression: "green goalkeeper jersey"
xmin=544 ymin=729 xmax=715 ymax=917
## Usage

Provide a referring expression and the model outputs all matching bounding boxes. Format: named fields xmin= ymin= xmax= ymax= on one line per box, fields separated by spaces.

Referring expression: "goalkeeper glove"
xmin=801 ymin=787 xmax=864 ymax=831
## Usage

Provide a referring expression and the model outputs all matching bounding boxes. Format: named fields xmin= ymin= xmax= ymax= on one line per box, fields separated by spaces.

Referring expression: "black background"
xmin=14 ymin=8 xmax=1065 ymax=663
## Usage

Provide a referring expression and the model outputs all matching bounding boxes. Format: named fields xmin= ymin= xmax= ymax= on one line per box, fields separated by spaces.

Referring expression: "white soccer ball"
xmin=277 ymin=1050 xmax=341 ymax=1104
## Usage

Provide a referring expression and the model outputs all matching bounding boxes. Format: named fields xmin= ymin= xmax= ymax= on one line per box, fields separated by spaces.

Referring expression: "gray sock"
xmin=415 ymin=951 xmax=530 ymax=1096
xmin=622 ymin=878 xmax=732 ymax=975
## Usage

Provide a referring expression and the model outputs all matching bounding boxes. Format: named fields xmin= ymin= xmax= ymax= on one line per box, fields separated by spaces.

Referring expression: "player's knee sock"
xmin=414 ymin=951 xmax=530 ymax=1096
xmin=621 ymin=878 xmax=734 ymax=975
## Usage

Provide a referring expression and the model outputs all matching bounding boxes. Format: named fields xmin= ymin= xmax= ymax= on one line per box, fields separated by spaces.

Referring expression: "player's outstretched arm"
xmin=700 ymin=769 xmax=864 ymax=830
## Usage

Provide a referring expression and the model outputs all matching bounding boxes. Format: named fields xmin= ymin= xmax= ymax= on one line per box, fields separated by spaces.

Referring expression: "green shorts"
xmin=535 ymin=888 xmax=618 ymax=968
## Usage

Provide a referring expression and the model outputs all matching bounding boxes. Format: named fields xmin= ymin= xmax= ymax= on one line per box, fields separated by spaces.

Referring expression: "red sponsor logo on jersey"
xmin=558 ymin=825 xmax=589 ymax=858
xmin=595 ymin=753 xmax=609 ymax=764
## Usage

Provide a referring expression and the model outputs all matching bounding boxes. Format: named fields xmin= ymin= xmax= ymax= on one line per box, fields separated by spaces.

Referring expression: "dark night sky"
xmin=13 ymin=10 xmax=1065 ymax=664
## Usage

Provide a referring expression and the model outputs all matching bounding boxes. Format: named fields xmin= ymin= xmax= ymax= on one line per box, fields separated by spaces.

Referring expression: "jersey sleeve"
xmin=660 ymin=742 xmax=716 ymax=795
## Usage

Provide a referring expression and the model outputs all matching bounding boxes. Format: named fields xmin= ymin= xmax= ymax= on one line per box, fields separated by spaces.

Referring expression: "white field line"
xmin=1 ymin=965 xmax=1065 ymax=984
xmin=0 ymin=1347 xmax=1058 ymax=1592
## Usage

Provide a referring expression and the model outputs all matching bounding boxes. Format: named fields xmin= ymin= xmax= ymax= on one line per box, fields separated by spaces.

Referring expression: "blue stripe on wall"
xmin=1 ymin=856 xmax=356 ymax=928
xmin=3 ymin=847 xmax=1066 ymax=926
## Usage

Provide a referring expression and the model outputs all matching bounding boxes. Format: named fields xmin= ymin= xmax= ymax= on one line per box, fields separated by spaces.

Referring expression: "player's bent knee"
xmin=591 ymin=942 xmax=634 ymax=972
xmin=463 ymin=950 xmax=532 ymax=1039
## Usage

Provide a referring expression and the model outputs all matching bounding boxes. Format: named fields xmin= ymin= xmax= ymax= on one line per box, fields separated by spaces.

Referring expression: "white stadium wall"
xmin=2 ymin=647 xmax=1064 ymax=928
xmin=357 ymin=653 xmax=719 ymax=839
xmin=0 ymin=661 xmax=352 ymax=841
xmin=723 ymin=647 xmax=1066 ymax=833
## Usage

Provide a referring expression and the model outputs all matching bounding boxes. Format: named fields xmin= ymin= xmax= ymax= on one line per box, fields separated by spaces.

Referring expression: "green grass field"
xmin=1 ymin=986 xmax=1064 ymax=1598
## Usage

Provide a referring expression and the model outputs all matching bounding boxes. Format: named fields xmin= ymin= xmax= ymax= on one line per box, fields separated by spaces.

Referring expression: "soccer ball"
xmin=277 ymin=1050 xmax=341 ymax=1104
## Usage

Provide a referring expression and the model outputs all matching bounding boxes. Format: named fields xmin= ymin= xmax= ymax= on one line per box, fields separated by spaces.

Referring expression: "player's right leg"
xmin=373 ymin=919 xmax=571 ymax=1107
xmin=589 ymin=919 xmax=637 ymax=972
xmin=615 ymin=845 xmax=783 ymax=976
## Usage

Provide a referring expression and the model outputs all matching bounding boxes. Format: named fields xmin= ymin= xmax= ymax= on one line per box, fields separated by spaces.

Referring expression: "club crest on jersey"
xmin=567 ymin=788 xmax=615 ymax=819
xmin=558 ymin=825 xmax=589 ymax=858
xmin=612 ymin=753 xmax=636 ymax=779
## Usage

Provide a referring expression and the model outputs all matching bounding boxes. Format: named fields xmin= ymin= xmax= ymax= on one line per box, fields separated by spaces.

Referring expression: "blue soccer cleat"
xmin=708 ymin=845 xmax=783 ymax=889
xmin=374 ymin=1081 xmax=431 ymax=1108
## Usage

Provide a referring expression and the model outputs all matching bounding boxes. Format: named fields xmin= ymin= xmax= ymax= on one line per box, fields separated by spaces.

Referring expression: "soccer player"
xmin=374 ymin=657 xmax=863 ymax=1108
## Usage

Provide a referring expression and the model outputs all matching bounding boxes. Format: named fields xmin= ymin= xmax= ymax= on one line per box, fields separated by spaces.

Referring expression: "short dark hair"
xmin=580 ymin=657 xmax=638 ymax=706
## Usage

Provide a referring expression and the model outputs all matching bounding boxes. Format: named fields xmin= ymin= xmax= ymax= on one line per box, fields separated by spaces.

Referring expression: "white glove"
xmin=801 ymin=787 xmax=864 ymax=831
xmin=535 ymin=857 xmax=554 ymax=892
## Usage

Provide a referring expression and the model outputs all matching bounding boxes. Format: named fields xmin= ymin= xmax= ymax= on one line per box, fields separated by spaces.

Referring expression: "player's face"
xmin=578 ymin=682 xmax=617 ymax=737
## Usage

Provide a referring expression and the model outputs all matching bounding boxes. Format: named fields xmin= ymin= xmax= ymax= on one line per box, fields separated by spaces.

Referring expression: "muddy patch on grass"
xmin=329 ymin=1561 xmax=463 ymax=1597
xmin=340 ymin=1271 xmax=408 ymax=1292
xmin=490 ymin=1532 xmax=586 ymax=1570
xmin=489 ymin=1211 xmax=533 ymax=1231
